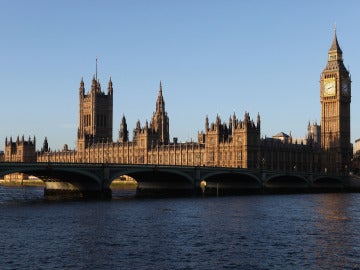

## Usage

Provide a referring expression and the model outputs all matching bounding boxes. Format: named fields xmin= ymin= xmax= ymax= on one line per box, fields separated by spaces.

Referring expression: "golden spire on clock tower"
xmin=330 ymin=27 xmax=342 ymax=52
xmin=328 ymin=27 xmax=343 ymax=62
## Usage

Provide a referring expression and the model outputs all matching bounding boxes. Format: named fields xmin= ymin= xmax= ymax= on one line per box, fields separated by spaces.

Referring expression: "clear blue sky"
xmin=1 ymin=0 xmax=360 ymax=150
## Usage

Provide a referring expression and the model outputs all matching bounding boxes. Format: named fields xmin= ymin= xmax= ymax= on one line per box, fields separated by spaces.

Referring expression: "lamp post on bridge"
xmin=260 ymin=157 xmax=266 ymax=186
xmin=345 ymin=165 xmax=348 ymax=176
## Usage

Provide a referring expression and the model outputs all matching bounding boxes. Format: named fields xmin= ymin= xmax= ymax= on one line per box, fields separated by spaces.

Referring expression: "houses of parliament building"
xmin=4 ymin=31 xmax=353 ymax=174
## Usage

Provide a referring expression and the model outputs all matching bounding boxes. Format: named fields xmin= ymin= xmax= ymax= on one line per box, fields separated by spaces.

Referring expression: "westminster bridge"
xmin=0 ymin=162 xmax=352 ymax=199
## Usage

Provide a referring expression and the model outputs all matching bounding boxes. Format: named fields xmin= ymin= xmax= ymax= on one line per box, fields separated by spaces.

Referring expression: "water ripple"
xmin=1 ymin=188 xmax=360 ymax=269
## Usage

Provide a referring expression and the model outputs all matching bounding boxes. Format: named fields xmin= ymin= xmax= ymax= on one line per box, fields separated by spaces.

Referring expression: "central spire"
xmin=329 ymin=27 xmax=342 ymax=54
xmin=95 ymin=57 xmax=98 ymax=81
xmin=151 ymin=80 xmax=169 ymax=144
xmin=327 ymin=27 xmax=343 ymax=62
xmin=156 ymin=81 xmax=165 ymax=113
xmin=159 ymin=80 xmax=163 ymax=96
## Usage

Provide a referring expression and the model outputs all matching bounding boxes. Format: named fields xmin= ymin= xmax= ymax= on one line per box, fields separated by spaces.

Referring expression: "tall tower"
xmin=320 ymin=29 xmax=351 ymax=173
xmin=151 ymin=81 xmax=170 ymax=144
xmin=77 ymin=69 xmax=113 ymax=151
xmin=119 ymin=115 xmax=129 ymax=143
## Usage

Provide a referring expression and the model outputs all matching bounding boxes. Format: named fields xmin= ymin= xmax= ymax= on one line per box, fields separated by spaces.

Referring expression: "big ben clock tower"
xmin=320 ymin=29 xmax=351 ymax=173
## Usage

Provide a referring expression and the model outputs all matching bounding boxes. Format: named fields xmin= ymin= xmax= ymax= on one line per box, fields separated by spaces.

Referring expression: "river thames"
xmin=1 ymin=186 xmax=360 ymax=269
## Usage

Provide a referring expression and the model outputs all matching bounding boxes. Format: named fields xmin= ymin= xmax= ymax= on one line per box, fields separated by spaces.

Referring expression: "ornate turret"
xmin=41 ymin=137 xmax=49 ymax=153
xmin=215 ymin=115 xmax=221 ymax=128
xmin=151 ymin=81 xmax=169 ymax=144
xmin=244 ymin=112 xmax=250 ymax=125
xmin=91 ymin=75 xmax=97 ymax=93
xmin=136 ymin=120 xmax=141 ymax=130
xmin=79 ymin=77 xmax=85 ymax=96
xmin=119 ymin=115 xmax=129 ymax=143
xmin=232 ymin=113 xmax=237 ymax=129
xmin=133 ymin=120 xmax=141 ymax=143
xmin=156 ymin=81 xmax=165 ymax=113
xmin=108 ymin=77 xmax=113 ymax=95
xmin=205 ymin=116 xmax=209 ymax=132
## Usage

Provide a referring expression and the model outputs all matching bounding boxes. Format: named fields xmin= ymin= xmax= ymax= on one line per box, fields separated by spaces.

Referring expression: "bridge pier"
xmin=200 ymin=182 xmax=262 ymax=196
xmin=44 ymin=182 xmax=112 ymax=200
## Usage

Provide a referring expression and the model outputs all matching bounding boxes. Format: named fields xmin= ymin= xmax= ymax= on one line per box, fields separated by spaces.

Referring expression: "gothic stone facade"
xmin=5 ymin=136 xmax=36 ymax=162
xmin=15 ymin=32 xmax=352 ymax=174
xmin=4 ymin=136 xmax=36 ymax=180
xmin=37 ymin=80 xmax=262 ymax=168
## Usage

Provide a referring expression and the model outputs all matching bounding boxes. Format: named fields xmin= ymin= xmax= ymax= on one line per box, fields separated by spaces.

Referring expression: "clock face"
xmin=341 ymin=81 xmax=349 ymax=95
xmin=324 ymin=80 xmax=336 ymax=97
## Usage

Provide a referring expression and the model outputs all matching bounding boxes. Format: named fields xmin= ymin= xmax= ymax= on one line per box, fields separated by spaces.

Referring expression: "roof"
xmin=329 ymin=30 xmax=342 ymax=54
xmin=273 ymin=132 xmax=289 ymax=138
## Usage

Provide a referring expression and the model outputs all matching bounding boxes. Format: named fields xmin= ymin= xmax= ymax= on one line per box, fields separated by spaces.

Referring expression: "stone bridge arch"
xmin=312 ymin=175 xmax=344 ymax=190
xmin=265 ymin=174 xmax=309 ymax=191
xmin=199 ymin=171 xmax=262 ymax=195
xmin=108 ymin=167 xmax=196 ymax=197
xmin=0 ymin=164 xmax=107 ymax=198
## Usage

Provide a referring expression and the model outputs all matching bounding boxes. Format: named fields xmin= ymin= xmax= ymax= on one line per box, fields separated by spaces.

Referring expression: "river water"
xmin=1 ymin=186 xmax=360 ymax=269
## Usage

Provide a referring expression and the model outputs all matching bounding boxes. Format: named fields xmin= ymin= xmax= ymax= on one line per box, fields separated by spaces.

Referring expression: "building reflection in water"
xmin=312 ymin=194 xmax=359 ymax=268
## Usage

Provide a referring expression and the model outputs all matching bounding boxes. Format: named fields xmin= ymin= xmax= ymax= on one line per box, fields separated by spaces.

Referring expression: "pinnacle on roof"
xmin=329 ymin=27 xmax=342 ymax=54
xmin=159 ymin=80 xmax=163 ymax=96
xmin=155 ymin=80 xmax=165 ymax=112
